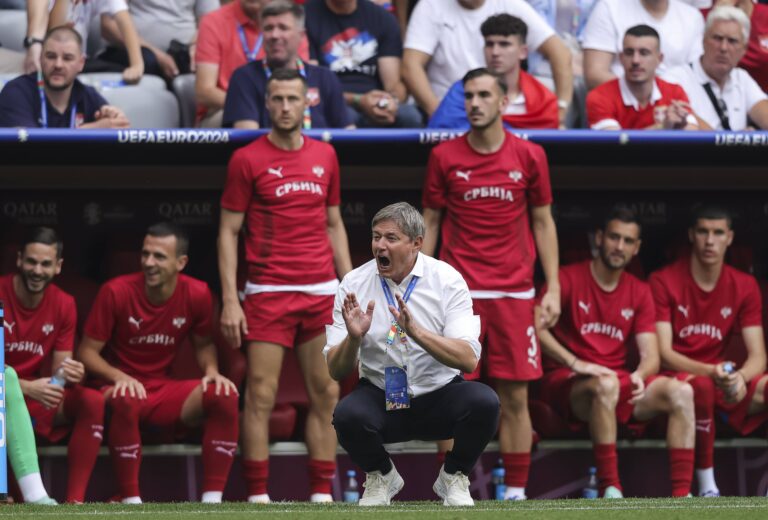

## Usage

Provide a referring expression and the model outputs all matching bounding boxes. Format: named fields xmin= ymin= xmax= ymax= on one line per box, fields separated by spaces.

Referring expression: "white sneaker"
xmin=359 ymin=464 xmax=404 ymax=506
xmin=433 ymin=465 xmax=474 ymax=506
xmin=310 ymin=493 xmax=333 ymax=503
xmin=248 ymin=494 xmax=271 ymax=504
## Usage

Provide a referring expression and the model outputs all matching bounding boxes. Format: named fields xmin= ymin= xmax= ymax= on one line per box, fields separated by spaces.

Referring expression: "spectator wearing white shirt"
xmin=582 ymin=0 xmax=705 ymax=89
xmin=325 ymin=202 xmax=500 ymax=507
xmin=665 ymin=5 xmax=768 ymax=130
xmin=402 ymin=0 xmax=573 ymax=127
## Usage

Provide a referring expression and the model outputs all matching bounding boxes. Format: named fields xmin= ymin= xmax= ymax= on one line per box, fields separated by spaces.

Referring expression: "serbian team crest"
xmin=75 ymin=112 xmax=84 ymax=128
xmin=322 ymin=28 xmax=378 ymax=75
xmin=306 ymin=87 xmax=320 ymax=107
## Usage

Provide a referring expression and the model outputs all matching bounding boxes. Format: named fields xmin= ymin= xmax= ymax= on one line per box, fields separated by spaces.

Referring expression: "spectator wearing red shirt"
xmin=78 ymin=223 xmax=239 ymax=504
xmin=428 ymin=14 xmax=559 ymax=130
xmin=649 ymin=205 xmax=768 ymax=497
xmin=587 ymin=25 xmax=698 ymax=130
xmin=0 ymin=227 xmax=104 ymax=503
xmin=195 ymin=0 xmax=310 ymax=126
xmin=539 ymin=207 xmax=695 ymax=498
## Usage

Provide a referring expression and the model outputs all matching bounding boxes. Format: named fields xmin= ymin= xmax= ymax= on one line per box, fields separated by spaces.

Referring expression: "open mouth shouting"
xmin=376 ymin=254 xmax=391 ymax=273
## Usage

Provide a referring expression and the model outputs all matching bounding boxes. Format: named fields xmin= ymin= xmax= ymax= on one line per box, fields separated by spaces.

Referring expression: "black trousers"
xmin=333 ymin=377 xmax=500 ymax=475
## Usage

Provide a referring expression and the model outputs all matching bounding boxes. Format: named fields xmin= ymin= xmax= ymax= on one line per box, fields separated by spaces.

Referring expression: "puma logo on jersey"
xmin=578 ymin=301 xmax=590 ymax=314
xmin=172 ymin=317 xmax=186 ymax=329
xmin=215 ymin=446 xmax=236 ymax=458
xmin=312 ymin=166 xmax=325 ymax=178
xmin=509 ymin=170 xmax=523 ymax=182
xmin=621 ymin=308 xmax=634 ymax=321
xmin=3 ymin=321 xmax=15 ymax=335
xmin=455 ymin=170 xmax=471 ymax=182
xmin=267 ymin=166 xmax=284 ymax=178
xmin=721 ymin=307 xmax=732 ymax=319
xmin=677 ymin=305 xmax=689 ymax=318
xmin=42 ymin=323 xmax=54 ymax=336
xmin=128 ymin=316 xmax=143 ymax=330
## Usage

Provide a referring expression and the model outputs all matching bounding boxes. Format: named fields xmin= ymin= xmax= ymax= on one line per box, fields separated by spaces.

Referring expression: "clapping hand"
xmin=342 ymin=292 xmax=375 ymax=340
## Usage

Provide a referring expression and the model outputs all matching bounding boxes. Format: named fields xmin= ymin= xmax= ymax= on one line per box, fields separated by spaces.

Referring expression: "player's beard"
xmin=598 ymin=247 xmax=628 ymax=271
xmin=19 ymin=270 xmax=52 ymax=294
xmin=469 ymin=111 xmax=501 ymax=132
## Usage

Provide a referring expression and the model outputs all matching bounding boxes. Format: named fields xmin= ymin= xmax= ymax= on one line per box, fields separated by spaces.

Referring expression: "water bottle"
xmin=492 ymin=458 xmax=506 ymax=500
xmin=50 ymin=364 xmax=67 ymax=387
xmin=722 ymin=361 xmax=738 ymax=399
xmin=582 ymin=467 xmax=598 ymax=499
xmin=343 ymin=470 xmax=359 ymax=503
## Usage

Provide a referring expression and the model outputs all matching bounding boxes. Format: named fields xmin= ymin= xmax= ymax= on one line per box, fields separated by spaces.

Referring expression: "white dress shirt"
xmin=324 ymin=252 xmax=481 ymax=397
xmin=665 ymin=58 xmax=768 ymax=131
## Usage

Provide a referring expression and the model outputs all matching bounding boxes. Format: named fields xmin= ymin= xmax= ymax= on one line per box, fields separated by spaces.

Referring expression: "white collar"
xmin=618 ymin=76 xmax=662 ymax=110
xmin=691 ymin=56 xmax=733 ymax=96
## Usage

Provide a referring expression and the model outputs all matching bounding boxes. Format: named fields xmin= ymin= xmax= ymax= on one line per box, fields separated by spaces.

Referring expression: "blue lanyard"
xmin=38 ymin=71 xmax=76 ymax=128
xmin=380 ymin=275 xmax=419 ymax=317
xmin=262 ymin=59 xmax=311 ymax=129
xmin=237 ymin=24 xmax=263 ymax=62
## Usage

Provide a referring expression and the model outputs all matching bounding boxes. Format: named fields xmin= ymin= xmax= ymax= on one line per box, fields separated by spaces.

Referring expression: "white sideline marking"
xmin=1 ymin=503 xmax=767 ymax=516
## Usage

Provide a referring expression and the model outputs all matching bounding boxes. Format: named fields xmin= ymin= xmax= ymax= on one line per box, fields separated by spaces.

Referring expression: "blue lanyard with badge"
xmin=38 ymin=70 xmax=76 ymax=128
xmin=237 ymin=24 xmax=263 ymax=62
xmin=380 ymin=275 xmax=419 ymax=411
xmin=261 ymin=59 xmax=312 ymax=130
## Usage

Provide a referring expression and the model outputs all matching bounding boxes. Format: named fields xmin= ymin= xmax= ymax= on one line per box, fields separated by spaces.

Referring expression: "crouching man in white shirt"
xmin=324 ymin=202 xmax=500 ymax=507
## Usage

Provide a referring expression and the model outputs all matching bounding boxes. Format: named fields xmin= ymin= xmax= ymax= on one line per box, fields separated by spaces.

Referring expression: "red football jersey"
xmin=221 ymin=135 xmax=341 ymax=286
xmin=0 ymin=274 xmax=76 ymax=379
xmin=546 ymin=261 xmax=655 ymax=371
xmin=586 ymin=77 xmax=690 ymax=130
xmin=422 ymin=131 xmax=552 ymax=293
xmin=740 ymin=4 xmax=768 ymax=93
xmin=649 ymin=258 xmax=762 ymax=364
xmin=83 ymin=273 xmax=213 ymax=380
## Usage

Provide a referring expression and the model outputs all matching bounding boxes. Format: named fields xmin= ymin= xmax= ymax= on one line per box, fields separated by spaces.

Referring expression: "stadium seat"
xmin=0 ymin=10 xmax=26 ymax=52
xmin=172 ymin=74 xmax=196 ymax=128
xmin=101 ymin=85 xmax=180 ymax=128
xmin=0 ymin=72 xmax=20 ymax=92
xmin=79 ymin=72 xmax=167 ymax=92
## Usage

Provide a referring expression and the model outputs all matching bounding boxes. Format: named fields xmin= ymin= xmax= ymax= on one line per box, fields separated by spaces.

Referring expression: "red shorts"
xmin=243 ymin=291 xmax=333 ymax=348
xmin=671 ymin=371 xmax=768 ymax=435
xmin=541 ymin=367 xmax=660 ymax=425
xmin=102 ymin=379 xmax=199 ymax=427
xmin=25 ymin=386 xmax=85 ymax=442
xmin=466 ymin=298 xmax=541 ymax=381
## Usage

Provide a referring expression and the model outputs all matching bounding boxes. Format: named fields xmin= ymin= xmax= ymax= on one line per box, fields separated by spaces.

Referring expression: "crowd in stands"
xmin=0 ymin=0 xmax=767 ymax=129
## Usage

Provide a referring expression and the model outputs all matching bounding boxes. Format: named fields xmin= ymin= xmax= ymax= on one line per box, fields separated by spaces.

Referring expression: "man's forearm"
xmin=539 ymin=327 xmax=575 ymax=367
xmin=217 ymin=230 xmax=240 ymax=305
xmin=79 ymin=350 xmax=126 ymax=383
xmin=402 ymin=55 xmax=439 ymax=116
xmin=114 ymin=12 xmax=144 ymax=68
xmin=195 ymin=342 xmax=220 ymax=376
xmin=327 ymin=336 xmax=361 ymax=381
xmin=533 ymin=215 xmax=559 ymax=289
xmin=409 ymin=327 xmax=476 ymax=373
xmin=328 ymin=222 xmax=353 ymax=279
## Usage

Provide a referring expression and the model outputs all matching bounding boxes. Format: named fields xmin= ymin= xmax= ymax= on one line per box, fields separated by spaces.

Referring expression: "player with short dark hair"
xmin=539 ymin=207 xmax=695 ymax=498
xmin=219 ymin=69 xmax=353 ymax=503
xmin=78 ymin=223 xmax=239 ymax=504
xmin=0 ymin=226 xmax=104 ymax=503
xmin=650 ymin=205 xmax=768 ymax=497
xmin=422 ymin=67 xmax=560 ymax=500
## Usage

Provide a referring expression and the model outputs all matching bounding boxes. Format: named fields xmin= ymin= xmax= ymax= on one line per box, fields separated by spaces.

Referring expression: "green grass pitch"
xmin=1 ymin=497 xmax=767 ymax=519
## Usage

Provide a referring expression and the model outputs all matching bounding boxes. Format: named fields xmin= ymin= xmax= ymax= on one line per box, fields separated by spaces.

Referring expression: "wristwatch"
xmin=23 ymin=36 xmax=44 ymax=49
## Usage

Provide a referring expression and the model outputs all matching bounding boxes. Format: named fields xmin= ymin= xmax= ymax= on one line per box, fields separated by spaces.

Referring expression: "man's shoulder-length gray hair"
xmin=371 ymin=202 xmax=425 ymax=241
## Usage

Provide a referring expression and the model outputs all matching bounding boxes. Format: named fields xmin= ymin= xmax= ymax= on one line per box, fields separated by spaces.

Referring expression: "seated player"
xmin=586 ymin=25 xmax=698 ymax=130
xmin=0 ymin=227 xmax=104 ymax=503
xmin=539 ymin=206 xmax=695 ymax=497
xmin=78 ymin=222 xmax=239 ymax=504
xmin=650 ymin=205 xmax=768 ymax=497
